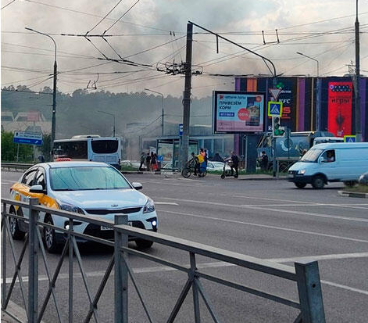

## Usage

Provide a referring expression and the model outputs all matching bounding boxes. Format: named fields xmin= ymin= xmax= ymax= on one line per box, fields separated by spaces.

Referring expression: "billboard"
xmin=213 ymin=91 xmax=265 ymax=133
xmin=327 ymin=82 xmax=353 ymax=137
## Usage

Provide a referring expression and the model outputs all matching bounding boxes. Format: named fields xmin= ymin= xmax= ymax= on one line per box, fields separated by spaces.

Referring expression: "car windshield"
xmin=50 ymin=166 xmax=131 ymax=191
xmin=300 ymin=149 xmax=323 ymax=162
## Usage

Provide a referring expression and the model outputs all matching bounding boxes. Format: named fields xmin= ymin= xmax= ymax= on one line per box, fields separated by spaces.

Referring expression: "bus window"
xmin=91 ymin=140 xmax=119 ymax=154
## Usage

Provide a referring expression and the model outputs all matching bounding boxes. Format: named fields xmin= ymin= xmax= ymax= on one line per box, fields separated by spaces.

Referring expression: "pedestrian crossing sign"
xmin=344 ymin=135 xmax=356 ymax=142
xmin=268 ymin=101 xmax=283 ymax=117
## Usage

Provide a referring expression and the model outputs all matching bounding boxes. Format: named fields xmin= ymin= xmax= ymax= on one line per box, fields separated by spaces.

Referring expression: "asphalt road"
xmin=1 ymin=170 xmax=368 ymax=322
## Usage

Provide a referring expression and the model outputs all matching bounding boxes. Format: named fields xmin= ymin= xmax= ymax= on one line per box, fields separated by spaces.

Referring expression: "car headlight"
xmin=298 ymin=169 xmax=306 ymax=175
xmin=143 ymin=198 xmax=155 ymax=213
xmin=57 ymin=202 xmax=85 ymax=214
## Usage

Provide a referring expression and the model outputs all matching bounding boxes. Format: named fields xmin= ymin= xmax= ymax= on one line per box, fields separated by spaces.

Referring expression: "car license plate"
xmin=101 ymin=222 xmax=132 ymax=230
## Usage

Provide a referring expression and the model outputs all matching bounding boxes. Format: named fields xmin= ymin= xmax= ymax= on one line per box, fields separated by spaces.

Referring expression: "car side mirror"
xmin=319 ymin=157 xmax=325 ymax=163
xmin=30 ymin=184 xmax=45 ymax=194
xmin=131 ymin=182 xmax=143 ymax=190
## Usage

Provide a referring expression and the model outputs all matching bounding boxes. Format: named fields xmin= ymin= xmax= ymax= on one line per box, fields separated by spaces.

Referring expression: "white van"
xmin=313 ymin=137 xmax=344 ymax=145
xmin=288 ymin=142 xmax=368 ymax=189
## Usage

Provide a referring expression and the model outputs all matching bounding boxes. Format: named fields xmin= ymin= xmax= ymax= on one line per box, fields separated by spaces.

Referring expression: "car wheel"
xmin=221 ymin=174 xmax=225 ymax=179
xmin=343 ymin=181 xmax=357 ymax=187
xmin=9 ymin=208 xmax=25 ymax=240
xmin=181 ymin=168 xmax=191 ymax=178
xmin=135 ymin=239 xmax=153 ymax=250
xmin=43 ymin=217 xmax=60 ymax=253
xmin=312 ymin=176 xmax=325 ymax=189
xmin=295 ymin=182 xmax=307 ymax=189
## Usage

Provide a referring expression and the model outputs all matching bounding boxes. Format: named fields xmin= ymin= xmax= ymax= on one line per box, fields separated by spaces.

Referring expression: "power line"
xmin=1 ymin=0 xmax=15 ymax=10
xmin=87 ymin=0 xmax=124 ymax=35
xmin=104 ymin=0 xmax=141 ymax=34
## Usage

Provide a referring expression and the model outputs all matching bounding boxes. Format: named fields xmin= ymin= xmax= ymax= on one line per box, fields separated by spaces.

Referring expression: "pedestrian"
xmin=196 ymin=148 xmax=205 ymax=176
xmin=204 ymin=149 xmax=208 ymax=167
xmin=230 ymin=151 xmax=239 ymax=177
xmin=260 ymin=151 xmax=268 ymax=171
xmin=145 ymin=152 xmax=151 ymax=171
xmin=151 ymin=152 xmax=157 ymax=171
xmin=139 ymin=152 xmax=145 ymax=171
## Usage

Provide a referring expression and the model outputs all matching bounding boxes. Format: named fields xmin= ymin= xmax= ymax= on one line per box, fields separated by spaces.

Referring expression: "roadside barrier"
xmin=1 ymin=197 xmax=326 ymax=322
xmin=1 ymin=163 xmax=34 ymax=171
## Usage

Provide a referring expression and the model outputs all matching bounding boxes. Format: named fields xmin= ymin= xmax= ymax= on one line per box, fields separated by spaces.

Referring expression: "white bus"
xmin=53 ymin=135 xmax=121 ymax=169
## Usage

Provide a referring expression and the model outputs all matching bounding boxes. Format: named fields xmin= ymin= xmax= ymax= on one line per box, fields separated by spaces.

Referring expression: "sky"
xmin=1 ymin=0 xmax=367 ymax=99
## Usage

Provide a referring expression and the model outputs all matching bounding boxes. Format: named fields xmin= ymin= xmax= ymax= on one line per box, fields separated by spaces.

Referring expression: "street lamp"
xmin=25 ymin=27 xmax=57 ymax=151
xmin=98 ymin=111 xmax=116 ymax=137
xmin=144 ymin=88 xmax=164 ymax=136
xmin=296 ymin=52 xmax=319 ymax=76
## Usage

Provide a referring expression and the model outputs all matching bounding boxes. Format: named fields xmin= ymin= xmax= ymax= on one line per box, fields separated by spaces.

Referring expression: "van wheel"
xmin=295 ymin=182 xmax=307 ymax=189
xmin=312 ymin=176 xmax=325 ymax=189
xmin=135 ymin=239 xmax=153 ymax=250
xmin=343 ymin=181 xmax=357 ymax=187
xmin=9 ymin=208 xmax=25 ymax=240
xmin=43 ymin=217 xmax=60 ymax=253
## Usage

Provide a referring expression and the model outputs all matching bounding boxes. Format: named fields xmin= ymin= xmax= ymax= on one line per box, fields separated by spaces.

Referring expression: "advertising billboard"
xmin=213 ymin=91 xmax=265 ymax=133
xmin=327 ymin=82 xmax=353 ymax=137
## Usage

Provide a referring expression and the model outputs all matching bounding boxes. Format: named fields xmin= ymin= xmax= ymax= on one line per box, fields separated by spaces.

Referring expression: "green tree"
xmin=1 ymin=131 xmax=33 ymax=162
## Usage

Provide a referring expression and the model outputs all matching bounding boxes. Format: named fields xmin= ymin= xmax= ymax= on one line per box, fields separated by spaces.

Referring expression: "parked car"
xmin=9 ymin=161 xmax=158 ymax=252
xmin=359 ymin=171 xmax=368 ymax=185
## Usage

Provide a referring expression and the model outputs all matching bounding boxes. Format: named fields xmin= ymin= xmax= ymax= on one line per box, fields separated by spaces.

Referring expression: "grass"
xmin=343 ymin=184 xmax=368 ymax=193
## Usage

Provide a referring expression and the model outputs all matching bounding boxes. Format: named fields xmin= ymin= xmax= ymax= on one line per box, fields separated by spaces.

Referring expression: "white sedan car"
xmin=10 ymin=161 xmax=158 ymax=252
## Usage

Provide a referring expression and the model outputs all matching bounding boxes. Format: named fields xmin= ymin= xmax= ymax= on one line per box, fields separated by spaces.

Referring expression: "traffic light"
xmin=272 ymin=117 xmax=285 ymax=137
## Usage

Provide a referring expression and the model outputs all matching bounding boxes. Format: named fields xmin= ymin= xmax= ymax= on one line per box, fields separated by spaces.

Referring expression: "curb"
xmin=338 ymin=191 xmax=368 ymax=198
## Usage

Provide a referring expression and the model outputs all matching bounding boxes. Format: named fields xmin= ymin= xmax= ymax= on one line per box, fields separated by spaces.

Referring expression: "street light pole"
xmin=296 ymin=52 xmax=319 ymax=76
xmin=144 ymin=88 xmax=164 ymax=136
xmin=25 ymin=27 xmax=57 ymax=152
xmin=355 ymin=0 xmax=361 ymax=141
xmin=297 ymin=52 xmax=321 ymax=131
xmin=98 ymin=111 xmax=116 ymax=137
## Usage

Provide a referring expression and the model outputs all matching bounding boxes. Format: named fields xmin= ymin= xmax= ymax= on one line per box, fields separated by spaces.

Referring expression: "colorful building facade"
xmin=235 ymin=76 xmax=367 ymax=141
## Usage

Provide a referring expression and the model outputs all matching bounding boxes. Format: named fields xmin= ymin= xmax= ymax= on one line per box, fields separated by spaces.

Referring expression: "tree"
xmin=1 ymin=131 xmax=33 ymax=162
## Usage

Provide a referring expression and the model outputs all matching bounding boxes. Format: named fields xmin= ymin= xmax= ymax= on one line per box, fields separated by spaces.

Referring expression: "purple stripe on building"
xmin=360 ymin=78 xmax=366 ymax=141
xmin=298 ymin=78 xmax=305 ymax=130
xmin=235 ymin=78 xmax=241 ymax=91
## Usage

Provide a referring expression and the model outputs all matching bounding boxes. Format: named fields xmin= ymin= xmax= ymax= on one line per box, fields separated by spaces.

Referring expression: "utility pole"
xmin=145 ymin=88 xmax=164 ymax=136
xmin=25 ymin=27 xmax=57 ymax=153
xmin=179 ymin=22 xmax=193 ymax=171
xmin=355 ymin=0 xmax=361 ymax=141
xmin=98 ymin=110 xmax=116 ymax=137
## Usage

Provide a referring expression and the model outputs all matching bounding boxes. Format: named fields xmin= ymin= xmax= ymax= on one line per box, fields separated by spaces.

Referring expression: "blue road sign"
xmin=268 ymin=101 xmax=283 ymax=117
xmin=344 ymin=135 xmax=356 ymax=143
xmin=179 ymin=124 xmax=183 ymax=136
xmin=13 ymin=137 xmax=43 ymax=146
xmin=13 ymin=131 xmax=43 ymax=146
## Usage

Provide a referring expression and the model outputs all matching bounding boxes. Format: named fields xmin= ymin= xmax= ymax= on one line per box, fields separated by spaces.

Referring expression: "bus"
xmin=53 ymin=135 xmax=121 ymax=169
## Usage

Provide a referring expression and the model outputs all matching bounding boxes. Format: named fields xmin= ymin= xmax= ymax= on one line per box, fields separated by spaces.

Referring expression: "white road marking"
xmin=158 ymin=197 xmax=368 ymax=223
xmin=159 ymin=209 xmax=368 ymax=244
xmin=268 ymin=252 xmax=368 ymax=263
xmin=155 ymin=202 xmax=179 ymax=206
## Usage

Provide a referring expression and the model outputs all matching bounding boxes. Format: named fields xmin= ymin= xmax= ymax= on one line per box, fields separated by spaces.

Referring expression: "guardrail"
xmin=1 ymin=197 xmax=326 ymax=322
xmin=1 ymin=163 xmax=34 ymax=171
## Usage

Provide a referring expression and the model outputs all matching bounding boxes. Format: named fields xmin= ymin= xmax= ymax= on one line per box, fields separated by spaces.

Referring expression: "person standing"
xmin=139 ymin=152 xmax=145 ymax=171
xmin=151 ymin=153 xmax=157 ymax=171
xmin=145 ymin=152 xmax=151 ymax=171
xmin=260 ymin=151 xmax=269 ymax=171
xmin=230 ymin=151 xmax=239 ymax=177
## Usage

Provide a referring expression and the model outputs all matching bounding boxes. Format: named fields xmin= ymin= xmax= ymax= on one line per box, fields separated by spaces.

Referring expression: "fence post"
xmin=295 ymin=261 xmax=326 ymax=323
xmin=28 ymin=198 xmax=39 ymax=323
xmin=114 ymin=215 xmax=129 ymax=323
xmin=2 ymin=202 xmax=7 ymax=310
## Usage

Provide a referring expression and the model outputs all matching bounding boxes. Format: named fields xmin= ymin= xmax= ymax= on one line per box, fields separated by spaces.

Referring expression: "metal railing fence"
xmin=1 ymin=197 xmax=326 ymax=323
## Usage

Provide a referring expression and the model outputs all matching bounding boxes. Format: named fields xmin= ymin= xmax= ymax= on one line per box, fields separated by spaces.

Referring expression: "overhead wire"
xmin=104 ymin=0 xmax=141 ymax=34
xmin=86 ymin=0 xmax=124 ymax=35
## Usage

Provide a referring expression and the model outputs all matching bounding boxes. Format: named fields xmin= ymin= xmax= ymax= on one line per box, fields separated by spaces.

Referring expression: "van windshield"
xmin=300 ymin=149 xmax=322 ymax=162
